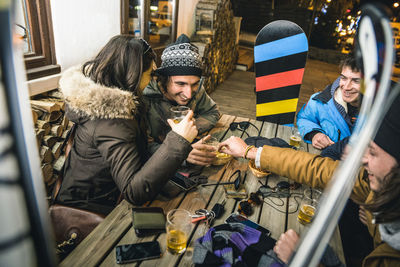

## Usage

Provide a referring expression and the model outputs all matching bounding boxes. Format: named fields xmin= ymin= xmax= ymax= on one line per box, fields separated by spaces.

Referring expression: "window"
xmin=121 ymin=0 xmax=178 ymax=49
xmin=18 ymin=0 xmax=60 ymax=80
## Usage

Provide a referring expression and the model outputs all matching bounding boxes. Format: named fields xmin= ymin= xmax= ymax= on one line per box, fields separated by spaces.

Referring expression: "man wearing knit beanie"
xmin=218 ymin=91 xmax=400 ymax=265
xmin=143 ymin=34 xmax=220 ymax=166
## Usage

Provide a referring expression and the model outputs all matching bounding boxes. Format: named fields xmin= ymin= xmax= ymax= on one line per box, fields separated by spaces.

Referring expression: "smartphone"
xmin=170 ymin=172 xmax=197 ymax=191
xmin=115 ymin=241 xmax=162 ymax=264
xmin=225 ymin=213 xmax=271 ymax=236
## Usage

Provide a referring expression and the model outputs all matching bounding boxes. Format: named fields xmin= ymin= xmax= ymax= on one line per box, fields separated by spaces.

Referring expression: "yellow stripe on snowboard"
xmin=256 ymin=98 xmax=298 ymax=117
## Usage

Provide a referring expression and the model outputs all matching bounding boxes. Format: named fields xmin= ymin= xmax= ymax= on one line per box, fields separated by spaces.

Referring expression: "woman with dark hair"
xmin=54 ymin=35 xmax=198 ymax=215
xmin=219 ymin=92 xmax=400 ymax=266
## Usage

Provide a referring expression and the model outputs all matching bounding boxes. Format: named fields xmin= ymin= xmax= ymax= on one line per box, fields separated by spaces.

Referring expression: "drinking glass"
xmin=170 ymin=106 xmax=190 ymax=123
xmin=289 ymin=127 xmax=302 ymax=149
xmin=166 ymin=209 xmax=191 ymax=254
xmin=203 ymin=136 xmax=232 ymax=165
xmin=297 ymin=188 xmax=322 ymax=225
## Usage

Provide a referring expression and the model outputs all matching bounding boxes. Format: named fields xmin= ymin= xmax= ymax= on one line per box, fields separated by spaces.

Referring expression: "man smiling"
xmin=143 ymin=34 xmax=220 ymax=165
xmin=297 ymin=55 xmax=361 ymax=150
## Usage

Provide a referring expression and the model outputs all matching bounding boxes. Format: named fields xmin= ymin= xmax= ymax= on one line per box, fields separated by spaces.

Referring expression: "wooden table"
xmin=61 ymin=114 xmax=345 ymax=266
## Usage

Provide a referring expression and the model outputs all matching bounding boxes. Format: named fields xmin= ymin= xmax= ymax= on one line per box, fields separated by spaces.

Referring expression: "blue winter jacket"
xmin=297 ymin=77 xmax=354 ymax=143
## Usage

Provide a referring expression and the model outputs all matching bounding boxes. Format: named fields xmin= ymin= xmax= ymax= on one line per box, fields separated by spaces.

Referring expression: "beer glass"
xmin=170 ymin=106 xmax=190 ymax=123
xmin=166 ymin=209 xmax=191 ymax=254
xmin=297 ymin=188 xmax=321 ymax=225
xmin=203 ymin=136 xmax=231 ymax=165
xmin=289 ymin=127 xmax=302 ymax=149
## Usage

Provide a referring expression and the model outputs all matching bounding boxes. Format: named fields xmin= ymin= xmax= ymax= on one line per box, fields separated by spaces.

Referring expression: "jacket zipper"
xmin=337 ymin=129 xmax=341 ymax=141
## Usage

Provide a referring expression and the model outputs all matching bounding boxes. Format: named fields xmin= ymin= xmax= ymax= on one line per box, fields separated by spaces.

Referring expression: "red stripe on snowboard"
xmin=256 ymin=68 xmax=304 ymax=92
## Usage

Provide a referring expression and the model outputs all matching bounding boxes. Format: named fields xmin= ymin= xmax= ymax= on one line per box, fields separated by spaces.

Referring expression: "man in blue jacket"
xmin=297 ymin=55 xmax=361 ymax=150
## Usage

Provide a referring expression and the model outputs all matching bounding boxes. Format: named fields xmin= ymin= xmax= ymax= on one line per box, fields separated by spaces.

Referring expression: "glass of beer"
xmin=297 ymin=188 xmax=322 ymax=225
xmin=289 ymin=127 xmax=302 ymax=149
xmin=166 ymin=209 xmax=191 ymax=254
xmin=170 ymin=106 xmax=190 ymax=123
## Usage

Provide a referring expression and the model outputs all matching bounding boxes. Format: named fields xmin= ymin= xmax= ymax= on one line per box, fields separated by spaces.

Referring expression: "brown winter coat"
xmin=260 ymin=145 xmax=400 ymax=267
xmin=55 ymin=66 xmax=192 ymax=215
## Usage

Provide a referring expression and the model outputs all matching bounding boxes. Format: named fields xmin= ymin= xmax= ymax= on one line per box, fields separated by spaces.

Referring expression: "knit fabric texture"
xmin=155 ymin=34 xmax=202 ymax=77
xmin=193 ymin=223 xmax=281 ymax=267
xmin=374 ymin=91 xmax=400 ymax=162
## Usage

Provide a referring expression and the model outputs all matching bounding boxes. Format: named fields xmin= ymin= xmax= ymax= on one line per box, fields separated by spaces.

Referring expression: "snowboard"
xmin=254 ymin=20 xmax=308 ymax=125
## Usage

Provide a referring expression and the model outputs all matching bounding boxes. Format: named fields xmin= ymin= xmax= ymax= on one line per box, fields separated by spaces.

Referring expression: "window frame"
xmin=120 ymin=0 xmax=179 ymax=47
xmin=23 ymin=0 xmax=60 ymax=80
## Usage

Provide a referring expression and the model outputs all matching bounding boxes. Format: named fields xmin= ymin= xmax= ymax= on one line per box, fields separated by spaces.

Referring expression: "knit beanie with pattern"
xmin=155 ymin=34 xmax=202 ymax=77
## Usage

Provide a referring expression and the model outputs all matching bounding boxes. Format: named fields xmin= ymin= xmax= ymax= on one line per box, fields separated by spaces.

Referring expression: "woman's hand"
xmin=273 ymin=229 xmax=299 ymax=264
xmin=218 ymin=136 xmax=248 ymax=158
xmin=168 ymin=110 xmax=198 ymax=143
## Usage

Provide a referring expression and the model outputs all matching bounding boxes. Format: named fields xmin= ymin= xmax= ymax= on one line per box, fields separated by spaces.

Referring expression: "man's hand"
xmin=168 ymin=110 xmax=198 ymax=143
xmin=218 ymin=136 xmax=248 ymax=159
xmin=273 ymin=229 xmax=299 ymax=264
xmin=312 ymin=132 xmax=334 ymax=150
xmin=186 ymin=135 xmax=217 ymax=166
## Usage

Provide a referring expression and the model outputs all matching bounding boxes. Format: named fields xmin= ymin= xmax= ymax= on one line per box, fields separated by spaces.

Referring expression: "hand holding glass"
xmin=203 ymin=136 xmax=231 ymax=165
xmin=170 ymin=106 xmax=190 ymax=123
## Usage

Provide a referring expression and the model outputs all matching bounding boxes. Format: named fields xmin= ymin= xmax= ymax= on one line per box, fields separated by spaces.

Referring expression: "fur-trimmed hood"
xmin=59 ymin=65 xmax=139 ymax=120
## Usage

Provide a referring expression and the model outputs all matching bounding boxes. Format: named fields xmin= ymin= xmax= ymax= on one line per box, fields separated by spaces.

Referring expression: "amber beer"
xmin=166 ymin=209 xmax=191 ymax=255
xmin=297 ymin=204 xmax=316 ymax=224
xmin=167 ymin=229 xmax=187 ymax=254
xmin=173 ymin=117 xmax=184 ymax=124
xmin=289 ymin=135 xmax=301 ymax=148
xmin=170 ymin=106 xmax=189 ymax=124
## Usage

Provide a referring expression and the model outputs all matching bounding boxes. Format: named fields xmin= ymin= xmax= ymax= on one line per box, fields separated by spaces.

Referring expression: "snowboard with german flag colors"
xmin=254 ymin=20 xmax=308 ymax=124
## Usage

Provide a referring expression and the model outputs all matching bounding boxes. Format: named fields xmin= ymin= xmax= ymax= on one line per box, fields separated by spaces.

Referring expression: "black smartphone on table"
xmin=170 ymin=172 xmax=197 ymax=191
xmin=225 ymin=213 xmax=271 ymax=236
xmin=115 ymin=241 xmax=162 ymax=264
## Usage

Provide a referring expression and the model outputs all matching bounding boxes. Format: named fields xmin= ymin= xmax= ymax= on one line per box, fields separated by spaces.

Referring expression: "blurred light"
xmin=336 ymin=19 xmax=339 ymax=23
xmin=327 ymin=0 xmax=331 ymax=2
xmin=321 ymin=4 xmax=327 ymax=14
xmin=357 ymin=10 xmax=361 ymax=15
xmin=314 ymin=17 xmax=319 ymax=24
xmin=394 ymin=2 xmax=399 ymax=8
xmin=135 ymin=5 xmax=140 ymax=10
xmin=150 ymin=6 xmax=158 ymax=11
xmin=347 ymin=15 xmax=352 ymax=20
xmin=346 ymin=9 xmax=351 ymax=13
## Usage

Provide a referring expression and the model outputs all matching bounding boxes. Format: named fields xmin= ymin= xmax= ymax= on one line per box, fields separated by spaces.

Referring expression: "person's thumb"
xmin=167 ymin=119 xmax=175 ymax=128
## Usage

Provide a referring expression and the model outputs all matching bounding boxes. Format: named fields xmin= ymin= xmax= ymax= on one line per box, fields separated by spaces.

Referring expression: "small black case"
xmin=132 ymin=207 xmax=166 ymax=237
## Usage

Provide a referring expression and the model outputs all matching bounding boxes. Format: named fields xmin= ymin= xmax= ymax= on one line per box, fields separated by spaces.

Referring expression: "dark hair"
xmin=82 ymin=35 xmax=156 ymax=93
xmin=155 ymin=73 xmax=170 ymax=93
xmin=339 ymin=54 xmax=360 ymax=73
xmin=363 ymin=165 xmax=400 ymax=223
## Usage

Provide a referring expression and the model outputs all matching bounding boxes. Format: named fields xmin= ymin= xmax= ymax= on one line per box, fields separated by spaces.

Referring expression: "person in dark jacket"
xmin=143 ymin=34 xmax=221 ymax=166
xmin=55 ymin=35 xmax=198 ymax=215
xmin=297 ymin=55 xmax=361 ymax=151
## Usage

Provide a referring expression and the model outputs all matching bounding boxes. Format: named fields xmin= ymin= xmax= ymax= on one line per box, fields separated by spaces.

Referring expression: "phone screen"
xmin=115 ymin=241 xmax=161 ymax=264
xmin=225 ymin=214 xmax=271 ymax=236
